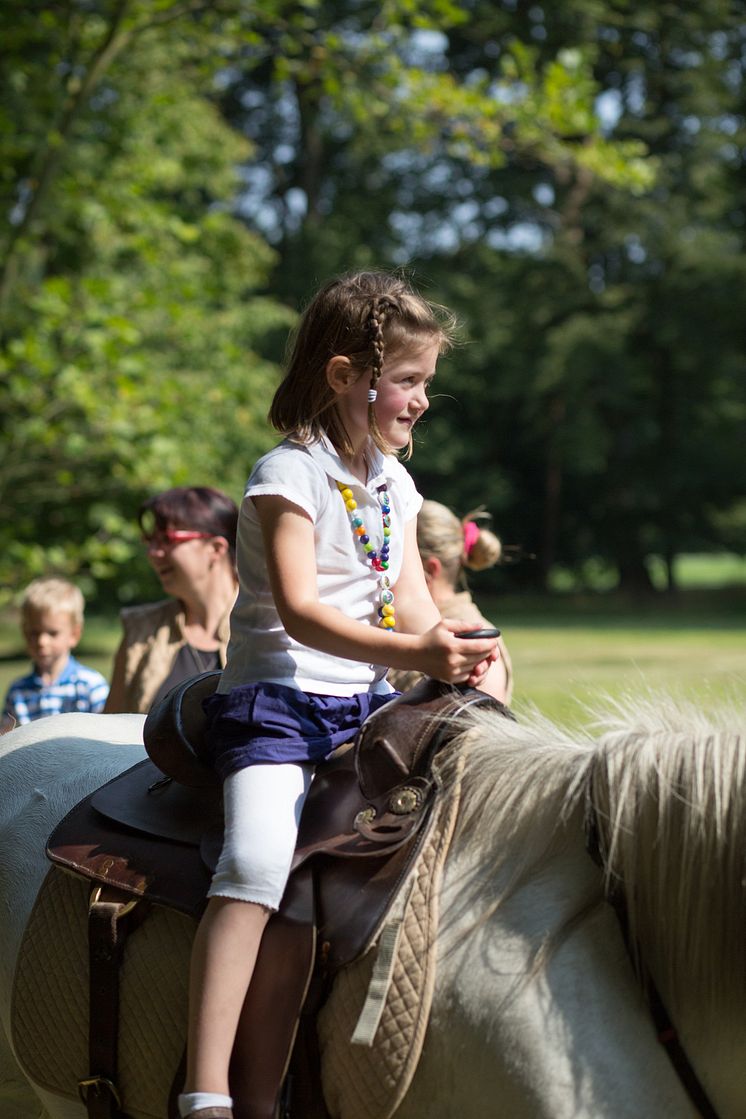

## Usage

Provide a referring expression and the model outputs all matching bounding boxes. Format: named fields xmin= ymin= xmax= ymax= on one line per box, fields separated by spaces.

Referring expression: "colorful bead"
xmin=337 ymin=479 xmax=396 ymax=630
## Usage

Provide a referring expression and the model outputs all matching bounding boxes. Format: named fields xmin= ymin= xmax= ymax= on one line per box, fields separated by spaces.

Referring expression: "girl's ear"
xmin=326 ymin=355 xmax=355 ymax=396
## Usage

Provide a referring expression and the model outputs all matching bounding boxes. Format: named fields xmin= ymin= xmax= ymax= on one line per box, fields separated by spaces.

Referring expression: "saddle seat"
xmin=47 ymin=673 xmax=510 ymax=1119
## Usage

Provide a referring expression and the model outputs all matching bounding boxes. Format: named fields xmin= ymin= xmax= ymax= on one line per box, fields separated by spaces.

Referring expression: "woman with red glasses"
xmin=105 ymin=486 xmax=239 ymax=713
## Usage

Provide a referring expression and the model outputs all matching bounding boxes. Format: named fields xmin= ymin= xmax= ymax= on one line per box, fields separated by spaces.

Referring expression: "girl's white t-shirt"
xmin=218 ymin=435 xmax=423 ymax=698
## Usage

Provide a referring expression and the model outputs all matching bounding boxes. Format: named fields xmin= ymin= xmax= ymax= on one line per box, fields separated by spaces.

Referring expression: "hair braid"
xmin=367 ymin=297 xmax=392 ymax=392
xmin=366 ymin=297 xmax=395 ymax=444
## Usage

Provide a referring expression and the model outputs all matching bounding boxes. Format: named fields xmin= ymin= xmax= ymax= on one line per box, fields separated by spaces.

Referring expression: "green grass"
xmin=1 ymin=590 xmax=744 ymax=727
xmin=669 ymin=552 xmax=746 ymax=588
xmin=504 ymin=621 xmax=744 ymax=726
xmin=481 ymin=590 xmax=746 ymax=725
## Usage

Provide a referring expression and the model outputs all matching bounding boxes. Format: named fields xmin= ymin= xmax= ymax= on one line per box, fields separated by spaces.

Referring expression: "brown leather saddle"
xmin=47 ymin=673 xmax=511 ymax=1119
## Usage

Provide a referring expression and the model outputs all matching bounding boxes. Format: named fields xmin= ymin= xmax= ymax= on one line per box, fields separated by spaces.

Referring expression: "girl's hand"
xmin=460 ymin=628 xmax=500 ymax=689
xmin=414 ymin=620 xmax=499 ymax=684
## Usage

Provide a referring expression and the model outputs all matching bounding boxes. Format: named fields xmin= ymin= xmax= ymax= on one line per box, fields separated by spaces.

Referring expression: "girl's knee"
xmin=210 ymin=841 xmax=293 ymax=905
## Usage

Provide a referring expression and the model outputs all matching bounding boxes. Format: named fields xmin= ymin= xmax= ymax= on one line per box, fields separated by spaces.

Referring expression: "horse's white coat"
xmin=0 ymin=715 xmax=146 ymax=1119
xmin=1 ymin=707 xmax=741 ymax=1118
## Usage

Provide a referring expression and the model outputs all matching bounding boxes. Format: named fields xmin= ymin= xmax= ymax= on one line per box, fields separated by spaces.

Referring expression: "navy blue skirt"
xmin=202 ymin=681 xmax=398 ymax=780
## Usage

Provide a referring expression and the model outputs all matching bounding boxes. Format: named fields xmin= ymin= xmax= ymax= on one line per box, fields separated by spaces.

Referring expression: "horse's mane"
xmin=442 ymin=692 xmax=746 ymax=1022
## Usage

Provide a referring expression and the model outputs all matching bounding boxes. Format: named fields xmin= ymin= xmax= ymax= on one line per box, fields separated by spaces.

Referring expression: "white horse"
xmin=1 ymin=696 xmax=744 ymax=1119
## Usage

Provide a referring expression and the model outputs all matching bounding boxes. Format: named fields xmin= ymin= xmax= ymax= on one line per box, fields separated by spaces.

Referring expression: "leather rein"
xmin=583 ymin=792 xmax=720 ymax=1119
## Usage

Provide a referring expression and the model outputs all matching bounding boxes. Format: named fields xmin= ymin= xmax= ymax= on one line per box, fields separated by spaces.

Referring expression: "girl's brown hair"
xmin=269 ymin=270 xmax=457 ymax=458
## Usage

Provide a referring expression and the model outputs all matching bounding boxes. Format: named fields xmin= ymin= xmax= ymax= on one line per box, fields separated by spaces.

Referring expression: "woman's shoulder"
xmin=119 ymin=598 xmax=182 ymax=636
xmin=439 ymin=590 xmax=486 ymax=627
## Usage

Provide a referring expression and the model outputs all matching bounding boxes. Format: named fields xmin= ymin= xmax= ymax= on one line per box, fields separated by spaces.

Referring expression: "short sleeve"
xmin=244 ymin=444 xmax=329 ymax=524
xmin=390 ymin=460 xmax=423 ymax=522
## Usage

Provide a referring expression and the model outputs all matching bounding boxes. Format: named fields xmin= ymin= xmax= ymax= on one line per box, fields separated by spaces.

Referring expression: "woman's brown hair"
xmin=138 ymin=486 xmax=239 ymax=563
xmin=269 ymin=270 xmax=458 ymax=459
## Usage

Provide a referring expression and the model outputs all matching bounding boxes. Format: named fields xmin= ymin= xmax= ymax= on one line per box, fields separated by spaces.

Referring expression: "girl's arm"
xmin=254 ymin=495 xmax=496 ymax=685
xmin=388 ymin=517 xmax=441 ymax=635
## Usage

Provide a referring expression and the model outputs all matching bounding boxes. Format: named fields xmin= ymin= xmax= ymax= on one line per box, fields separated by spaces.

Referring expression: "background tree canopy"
xmin=1 ymin=0 xmax=744 ymax=607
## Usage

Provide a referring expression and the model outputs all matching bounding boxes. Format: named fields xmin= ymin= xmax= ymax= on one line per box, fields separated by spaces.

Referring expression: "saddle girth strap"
xmin=80 ymin=884 xmax=148 ymax=1119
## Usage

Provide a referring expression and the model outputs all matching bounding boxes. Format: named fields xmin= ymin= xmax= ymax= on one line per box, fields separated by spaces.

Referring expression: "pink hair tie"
xmin=462 ymin=520 xmax=479 ymax=558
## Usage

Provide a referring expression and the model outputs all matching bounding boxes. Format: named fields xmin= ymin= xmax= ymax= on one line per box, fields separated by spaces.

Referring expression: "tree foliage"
xmin=219 ymin=0 xmax=745 ymax=591
xmin=2 ymin=0 xmax=744 ymax=605
xmin=0 ymin=2 xmax=294 ymax=605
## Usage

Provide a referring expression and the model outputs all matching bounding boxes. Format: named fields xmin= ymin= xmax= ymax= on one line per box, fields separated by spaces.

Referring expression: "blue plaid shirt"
xmin=3 ymin=655 xmax=110 ymax=726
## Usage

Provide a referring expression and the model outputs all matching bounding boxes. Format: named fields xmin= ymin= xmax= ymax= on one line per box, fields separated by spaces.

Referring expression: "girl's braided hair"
xmin=269 ymin=270 xmax=457 ymax=459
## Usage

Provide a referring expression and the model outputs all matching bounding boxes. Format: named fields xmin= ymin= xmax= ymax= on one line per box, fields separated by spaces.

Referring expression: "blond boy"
xmin=2 ymin=577 xmax=109 ymax=730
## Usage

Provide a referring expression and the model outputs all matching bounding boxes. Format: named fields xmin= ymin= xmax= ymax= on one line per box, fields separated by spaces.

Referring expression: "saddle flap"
xmin=90 ymin=758 xmax=223 ymax=846
xmin=354 ymin=677 xmax=505 ymax=803
xmin=46 ymin=760 xmax=217 ymax=915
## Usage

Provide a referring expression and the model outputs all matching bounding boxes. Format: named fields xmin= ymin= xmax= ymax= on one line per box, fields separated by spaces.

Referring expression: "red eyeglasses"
xmin=142 ymin=529 xmax=214 ymax=549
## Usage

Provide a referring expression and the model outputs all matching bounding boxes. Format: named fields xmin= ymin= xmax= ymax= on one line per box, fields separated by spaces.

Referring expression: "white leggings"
xmin=207 ymin=762 xmax=315 ymax=911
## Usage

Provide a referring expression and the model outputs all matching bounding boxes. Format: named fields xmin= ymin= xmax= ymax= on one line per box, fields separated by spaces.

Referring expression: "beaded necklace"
xmin=337 ymin=480 xmax=396 ymax=630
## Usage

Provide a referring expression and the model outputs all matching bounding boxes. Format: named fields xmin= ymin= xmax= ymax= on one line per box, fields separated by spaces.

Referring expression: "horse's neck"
xmin=406 ymin=827 xmax=701 ymax=1119
xmin=653 ymin=973 xmax=746 ymax=1118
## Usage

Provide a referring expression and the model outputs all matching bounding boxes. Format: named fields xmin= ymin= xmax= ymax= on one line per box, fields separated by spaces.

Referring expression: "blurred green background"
xmin=3 ymin=569 xmax=743 ymax=725
xmin=1 ymin=3 xmax=744 ymax=723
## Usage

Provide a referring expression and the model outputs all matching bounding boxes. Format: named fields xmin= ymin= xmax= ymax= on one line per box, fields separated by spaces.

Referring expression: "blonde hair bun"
xmin=461 ymin=508 xmax=502 ymax=572
xmin=417 ymin=500 xmax=503 ymax=582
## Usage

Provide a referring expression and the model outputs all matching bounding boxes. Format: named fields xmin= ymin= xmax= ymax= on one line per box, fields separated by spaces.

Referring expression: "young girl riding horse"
xmin=179 ymin=270 xmax=500 ymax=1119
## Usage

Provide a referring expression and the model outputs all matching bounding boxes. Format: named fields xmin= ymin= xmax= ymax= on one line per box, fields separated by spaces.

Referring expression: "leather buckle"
xmin=78 ymin=1074 xmax=122 ymax=1108
xmin=88 ymin=885 xmax=140 ymax=917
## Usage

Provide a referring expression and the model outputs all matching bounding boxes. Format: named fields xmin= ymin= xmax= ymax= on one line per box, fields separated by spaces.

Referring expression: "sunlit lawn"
xmin=502 ymin=618 xmax=744 ymax=726
xmin=1 ymin=587 xmax=744 ymax=728
xmin=477 ymin=588 xmax=746 ymax=726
